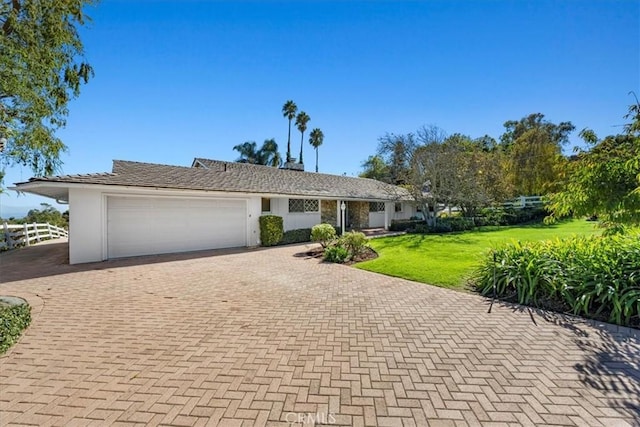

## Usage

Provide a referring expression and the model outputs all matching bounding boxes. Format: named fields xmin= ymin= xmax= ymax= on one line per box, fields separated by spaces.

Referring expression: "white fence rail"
xmin=502 ymin=195 xmax=544 ymax=209
xmin=1 ymin=222 xmax=68 ymax=251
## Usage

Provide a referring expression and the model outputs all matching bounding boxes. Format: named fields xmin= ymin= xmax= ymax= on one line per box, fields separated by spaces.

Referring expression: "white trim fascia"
xmin=14 ymin=181 xmax=413 ymax=202
xmin=191 ymin=159 xmax=209 ymax=168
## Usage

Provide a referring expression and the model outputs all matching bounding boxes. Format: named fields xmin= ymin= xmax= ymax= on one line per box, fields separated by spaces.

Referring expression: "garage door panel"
xmin=107 ymin=196 xmax=247 ymax=258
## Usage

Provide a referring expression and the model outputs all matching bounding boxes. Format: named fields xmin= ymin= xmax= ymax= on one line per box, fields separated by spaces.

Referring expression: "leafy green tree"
xmin=233 ymin=139 xmax=282 ymax=167
xmin=259 ymin=138 xmax=282 ymax=167
xmin=282 ymin=100 xmax=297 ymax=162
xmin=359 ymin=155 xmax=390 ymax=182
xmin=308 ymin=128 xmax=324 ymax=173
xmin=377 ymin=132 xmax=419 ymax=185
xmin=23 ymin=203 xmax=67 ymax=228
xmin=0 ymin=0 xmax=97 ymax=187
xmin=500 ymin=113 xmax=575 ymax=196
xmin=233 ymin=141 xmax=260 ymax=164
xmin=411 ymin=132 xmax=508 ymax=221
xmin=295 ymin=111 xmax=310 ymax=164
xmin=547 ymin=105 xmax=640 ymax=230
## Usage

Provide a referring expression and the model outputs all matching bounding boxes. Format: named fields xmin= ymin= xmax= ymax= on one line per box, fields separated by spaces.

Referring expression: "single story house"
xmin=13 ymin=158 xmax=416 ymax=264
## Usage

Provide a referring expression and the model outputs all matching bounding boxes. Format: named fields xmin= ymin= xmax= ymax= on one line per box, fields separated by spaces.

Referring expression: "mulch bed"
xmin=305 ymin=246 xmax=378 ymax=265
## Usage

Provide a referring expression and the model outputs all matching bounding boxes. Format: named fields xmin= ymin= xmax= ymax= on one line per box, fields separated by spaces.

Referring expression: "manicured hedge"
xmin=278 ymin=228 xmax=312 ymax=245
xmin=259 ymin=215 xmax=283 ymax=247
xmin=389 ymin=220 xmax=423 ymax=231
xmin=0 ymin=303 xmax=31 ymax=355
xmin=396 ymin=207 xmax=549 ymax=234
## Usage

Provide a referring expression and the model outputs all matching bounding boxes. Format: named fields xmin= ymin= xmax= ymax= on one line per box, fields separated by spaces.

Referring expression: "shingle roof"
xmin=20 ymin=158 xmax=412 ymax=201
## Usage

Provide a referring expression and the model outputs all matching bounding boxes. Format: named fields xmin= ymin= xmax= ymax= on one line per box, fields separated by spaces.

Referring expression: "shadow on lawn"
xmin=487 ymin=298 xmax=640 ymax=421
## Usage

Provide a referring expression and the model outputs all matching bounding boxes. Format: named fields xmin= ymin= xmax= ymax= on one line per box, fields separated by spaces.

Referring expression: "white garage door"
xmin=107 ymin=196 xmax=247 ymax=258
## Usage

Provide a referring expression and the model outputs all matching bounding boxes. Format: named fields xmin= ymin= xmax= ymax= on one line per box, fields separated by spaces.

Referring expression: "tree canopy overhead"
xmin=547 ymin=104 xmax=640 ymax=231
xmin=0 ymin=0 xmax=96 ymax=185
xmin=500 ymin=113 xmax=575 ymax=196
xmin=233 ymin=139 xmax=282 ymax=167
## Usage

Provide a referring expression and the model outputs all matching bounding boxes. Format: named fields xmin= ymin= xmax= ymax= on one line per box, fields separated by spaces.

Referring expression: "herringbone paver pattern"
xmin=0 ymin=241 xmax=638 ymax=426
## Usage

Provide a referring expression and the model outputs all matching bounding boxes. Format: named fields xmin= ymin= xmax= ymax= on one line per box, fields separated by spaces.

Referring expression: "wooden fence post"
xmin=23 ymin=223 xmax=29 ymax=246
xmin=34 ymin=222 xmax=41 ymax=243
xmin=3 ymin=222 xmax=12 ymax=250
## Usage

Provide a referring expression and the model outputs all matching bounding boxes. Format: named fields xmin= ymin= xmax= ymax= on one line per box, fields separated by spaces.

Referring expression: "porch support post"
xmin=384 ymin=202 xmax=390 ymax=230
xmin=340 ymin=201 xmax=346 ymax=236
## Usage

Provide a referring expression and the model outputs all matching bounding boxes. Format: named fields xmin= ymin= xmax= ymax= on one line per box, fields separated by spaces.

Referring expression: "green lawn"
xmin=356 ymin=220 xmax=599 ymax=289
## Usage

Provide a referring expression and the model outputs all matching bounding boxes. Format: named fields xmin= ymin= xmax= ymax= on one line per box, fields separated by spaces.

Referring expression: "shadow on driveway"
xmin=0 ymin=240 xmax=279 ymax=284
xmin=485 ymin=298 xmax=640 ymax=421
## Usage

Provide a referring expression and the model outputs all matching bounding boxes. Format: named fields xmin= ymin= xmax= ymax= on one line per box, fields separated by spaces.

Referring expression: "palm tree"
xmin=309 ymin=128 xmax=324 ymax=173
xmin=295 ymin=111 xmax=310 ymax=164
xmin=282 ymin=100 xmax=297 ymax=162
xmin=259 ymin=138 xmax=282 ymax=167
xmin=233 ymin=141 xmax=260 ymax=164
xmin=233 ymin=139 xmax=282 ymax=167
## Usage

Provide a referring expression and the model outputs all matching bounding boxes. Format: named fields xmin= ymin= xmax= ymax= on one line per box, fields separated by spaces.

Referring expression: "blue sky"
xmin=2 ymin=0 xmax=639 ymax=217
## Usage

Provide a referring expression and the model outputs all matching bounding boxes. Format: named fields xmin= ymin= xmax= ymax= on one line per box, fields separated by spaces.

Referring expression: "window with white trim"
xmin=369 ymin=202 xmax=385 ymax=212
xmin=395 ymin=202 xmax=403 ymax=213
xmin=261 ymin=198 xmax=271 ymax=212
xmin=289 ymin=199 xmax=319 ymax=213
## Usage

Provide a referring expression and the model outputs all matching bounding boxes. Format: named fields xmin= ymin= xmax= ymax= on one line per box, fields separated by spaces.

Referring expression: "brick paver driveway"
xmin=1 ymin=241 xmax=639 ymax=426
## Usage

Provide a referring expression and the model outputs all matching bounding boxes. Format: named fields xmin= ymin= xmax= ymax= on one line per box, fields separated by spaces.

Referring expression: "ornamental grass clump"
xmin=474 ymin=233 xmax=640 ymax=327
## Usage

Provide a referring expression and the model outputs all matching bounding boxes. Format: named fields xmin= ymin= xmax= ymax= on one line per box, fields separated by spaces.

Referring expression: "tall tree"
xmin=260 ymin=138 xmax=282 ymax=167
xmin=0 ymin=0 xmax=96 ymax=187
xmin=359 ymin=155 xmax=390 ymax=182
xmin=295 ymin=111 xmax=310 ymax=164
xmin=410 ymin=131 xmax=508 ymax=223
xmin=233 ymin=141 xmax=260 ymax=164
xmin=377 ymin=132 xmax=419 ymax=185
xmin=233 ymin=139 xmax=282 ymax=167
xmin=547 ymin=104 xmax=640 ymax=231
xmin=500 ymin=113 xmax=575 ymax=196
xmin=282 ymin=100 xmax=297 ymax=162
xmin=308 ymin=128 xmax=324 ymax=173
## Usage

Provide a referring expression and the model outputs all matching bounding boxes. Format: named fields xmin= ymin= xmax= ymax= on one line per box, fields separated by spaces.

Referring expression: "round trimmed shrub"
xmin=311 ymin=223 xmax=337 ymax=248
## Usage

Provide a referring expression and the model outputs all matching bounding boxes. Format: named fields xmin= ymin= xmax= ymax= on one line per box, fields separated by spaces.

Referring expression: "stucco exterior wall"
xmin=67 ymin=187 xmax=261 ymax=264
xmin=246 ymin=197 xmax=261 ymax=246
xmin=270 ymin=197 xmax=321 ymax=231
xmin=369 ymin=212 xmax=386 ymax=228
xmin=68 ymin=188 xmax=104 ymax=264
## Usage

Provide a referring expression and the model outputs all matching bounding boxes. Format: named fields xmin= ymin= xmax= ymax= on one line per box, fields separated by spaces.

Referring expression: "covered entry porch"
xmin=320 ymin=199 xmax=416 ymax=232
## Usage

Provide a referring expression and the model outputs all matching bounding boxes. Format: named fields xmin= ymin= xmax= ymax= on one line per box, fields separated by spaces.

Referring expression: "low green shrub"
xmin=474 ymin=233 xmax=640 ymax=327
xmin=488 ymin=207 xmax=548 ymax=226
xmin=279 ymin=228 xmax=312 ymax=245
xmin=259 ymin=215 xmax=283 ymax=247
xmin=311 ymin=224 xmax=337 ymax=248
xmin=0 ymin=303 xmax=31 ymax=355
xmin=339 ymin=231 xmax=368 ymax=257
xmin=324 ymin=245 xmax=349 ymax=263
xmin=389 ymin=219 xmax=423 ymax=231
